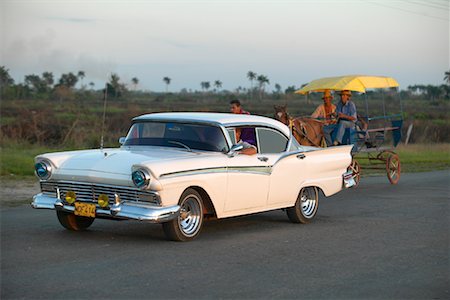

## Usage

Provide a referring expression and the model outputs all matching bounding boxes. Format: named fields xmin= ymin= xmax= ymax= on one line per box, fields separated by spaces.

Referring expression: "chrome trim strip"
xmin=31 ymin=193 xmax=180 ymax=223
xmin=227 ymin=166 xmax=272 ymax=175
xmin=160 ymin=167 xmax=228 ymax=178
xmin=160 ymin=165 xmax=272 ymax=178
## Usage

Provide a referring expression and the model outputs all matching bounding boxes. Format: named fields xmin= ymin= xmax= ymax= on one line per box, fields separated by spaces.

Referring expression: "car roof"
xmin=133 ymin=112 xmax=290 ymax=137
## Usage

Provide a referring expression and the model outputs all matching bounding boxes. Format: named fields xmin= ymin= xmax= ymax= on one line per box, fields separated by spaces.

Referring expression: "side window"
xmin=257 ymin=128 xmax=288 ymax=153
xmin=227 ymin=129 xmax=236 ymax=144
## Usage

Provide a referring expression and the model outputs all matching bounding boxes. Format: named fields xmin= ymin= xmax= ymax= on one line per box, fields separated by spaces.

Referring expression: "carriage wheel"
xmin=348 ymin=159 xmax=361 ymax=187
xmin=386 ymin=153 xmax=401 ymax=184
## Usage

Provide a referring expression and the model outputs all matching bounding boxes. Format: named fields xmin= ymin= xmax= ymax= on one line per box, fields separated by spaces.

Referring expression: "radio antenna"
xmin=100 ymin=80 xmax=108 ymax=150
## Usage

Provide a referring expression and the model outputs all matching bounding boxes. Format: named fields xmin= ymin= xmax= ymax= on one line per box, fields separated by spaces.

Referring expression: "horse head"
xmin=274 ymin=105 xmax=289 ymax=125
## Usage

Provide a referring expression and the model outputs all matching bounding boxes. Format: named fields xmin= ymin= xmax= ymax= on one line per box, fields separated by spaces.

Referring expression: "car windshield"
xmin=124 ymin=121 xmax=229 ymax=152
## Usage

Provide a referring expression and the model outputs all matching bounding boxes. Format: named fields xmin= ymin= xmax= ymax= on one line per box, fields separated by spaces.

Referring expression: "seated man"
xmin=332 ymin=90 xmax=357 ymax=146
xmin=229 ymin=99 xmax=257 ymax=155
xmin=237 ymin=127 xmax=257 ymax=155
xmin=311 ymin=90 xmax=337 ymax=146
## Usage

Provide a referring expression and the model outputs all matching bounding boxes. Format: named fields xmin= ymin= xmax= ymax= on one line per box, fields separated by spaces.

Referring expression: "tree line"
xmin=1 ymin=66 xmax=449 ymax=102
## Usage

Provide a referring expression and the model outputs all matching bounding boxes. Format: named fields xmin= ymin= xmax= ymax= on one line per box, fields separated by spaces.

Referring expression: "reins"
xmin=287 ymin=115 xmax=322 ymax=148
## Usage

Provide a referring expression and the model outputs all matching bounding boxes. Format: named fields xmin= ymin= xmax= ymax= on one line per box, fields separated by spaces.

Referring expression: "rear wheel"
xmin=286 ymin=187 xmax=319 ymax=224
xmin=386 ymin=153 xmax=401 ymax=184
xmin=56 ymin=211 xmax=94 ymax=231
xmin=348 ymin=159 xmax=361 ymax=187
xmin=162 ymin=188 xmax=204 ymax=241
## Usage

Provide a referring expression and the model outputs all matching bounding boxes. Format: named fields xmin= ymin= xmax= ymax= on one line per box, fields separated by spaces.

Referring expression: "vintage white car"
xmin=32 ymin=112 xmax=355 ymax=241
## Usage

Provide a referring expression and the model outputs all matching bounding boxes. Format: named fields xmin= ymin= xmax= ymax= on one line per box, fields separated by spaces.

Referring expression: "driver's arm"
xmin=240 ymin=147 xmax=257 ymax=155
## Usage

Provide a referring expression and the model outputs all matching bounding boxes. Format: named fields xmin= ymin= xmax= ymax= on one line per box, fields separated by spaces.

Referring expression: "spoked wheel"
xmin=286 ymin=187 xmax=319 ymax=224
xmin=386 ymin=152 xmax=401 ymax=184
xmin=56 ymin=211 xmax=95 ymax=231
xmin=348 ymin=158 xmax=361 ymax=187
xmin=163 ymin=188 xmax=204 ymax=242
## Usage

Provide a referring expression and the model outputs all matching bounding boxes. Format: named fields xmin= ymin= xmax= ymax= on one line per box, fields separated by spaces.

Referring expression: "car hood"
xmin=37 ymin=146 xmax=227 ymax=178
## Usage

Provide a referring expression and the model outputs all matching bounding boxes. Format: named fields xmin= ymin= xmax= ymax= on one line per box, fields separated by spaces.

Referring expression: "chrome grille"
xmin=40 ymin=181 xmax=160 ymax=205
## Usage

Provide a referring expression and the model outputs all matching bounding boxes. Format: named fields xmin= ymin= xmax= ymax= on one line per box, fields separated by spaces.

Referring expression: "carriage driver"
xmin=332 ymin=90 xmax=357 ymax=146
xmin=311 ymin=89 xmax=337 ymax=146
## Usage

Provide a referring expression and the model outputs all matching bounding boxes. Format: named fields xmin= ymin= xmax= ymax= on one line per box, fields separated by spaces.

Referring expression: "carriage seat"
xmin=342 ymin=119 xmax=403 ymax=151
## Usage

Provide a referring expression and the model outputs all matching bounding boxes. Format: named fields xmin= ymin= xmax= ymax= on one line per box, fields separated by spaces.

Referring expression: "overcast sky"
xmin=1 ymin=0 xmax=449 ymax=92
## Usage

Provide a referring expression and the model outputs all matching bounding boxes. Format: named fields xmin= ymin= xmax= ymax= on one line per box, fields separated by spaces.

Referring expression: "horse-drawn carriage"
xmin=275 ymin=75 xmax=403 ymax=186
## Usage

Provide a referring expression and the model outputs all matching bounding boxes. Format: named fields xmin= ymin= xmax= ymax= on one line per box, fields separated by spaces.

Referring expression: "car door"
xmin=267 ymin=136 xmax=309 ymax=206
xmin=223 ymin=127 xmax=271 ymax=213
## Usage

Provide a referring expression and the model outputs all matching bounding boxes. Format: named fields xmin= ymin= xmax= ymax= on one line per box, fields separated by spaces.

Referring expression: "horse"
xmin=274 ymin=105 xmax=325 ymax=147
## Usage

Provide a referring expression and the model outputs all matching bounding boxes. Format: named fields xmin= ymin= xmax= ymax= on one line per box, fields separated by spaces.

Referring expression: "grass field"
xmin=353 ymin=143 xmax=450 ymax=178
xmin=1 ymin=143 xmax=448 ymax=179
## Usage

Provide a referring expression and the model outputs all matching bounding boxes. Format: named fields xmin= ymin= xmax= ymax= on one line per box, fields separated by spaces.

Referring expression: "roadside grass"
xmin=354 ymin=143 xmax=450 ymax=176
xmin=0 ymin=143 xmax=75 ymax=178
xmin=1 ymin=143 xmax=449 ymax=179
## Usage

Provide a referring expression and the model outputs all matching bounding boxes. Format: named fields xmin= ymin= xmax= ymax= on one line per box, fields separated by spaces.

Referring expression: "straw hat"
xmin=322 ymin=90 xmax=333 ymax=99
xmin=339 ymin=90 xmax=352 ymax=96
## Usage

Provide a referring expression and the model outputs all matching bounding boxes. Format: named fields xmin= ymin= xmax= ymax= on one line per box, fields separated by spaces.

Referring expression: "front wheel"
xmin=162 ymin=188 xmax=204 ymax=241
xmin=56 ymin=211 xmax=95 ymax=231
xmin=286 ymin=187 xmax=319 ymax=224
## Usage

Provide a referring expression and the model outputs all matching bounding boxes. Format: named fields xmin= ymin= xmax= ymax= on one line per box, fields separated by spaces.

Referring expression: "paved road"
xmin=1 ymin=171 xmax=449 ymax=299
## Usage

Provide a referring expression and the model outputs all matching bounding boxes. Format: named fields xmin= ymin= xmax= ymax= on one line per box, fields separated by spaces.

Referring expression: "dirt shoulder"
xmin=0 ymin=177 xmax=40 ymax=207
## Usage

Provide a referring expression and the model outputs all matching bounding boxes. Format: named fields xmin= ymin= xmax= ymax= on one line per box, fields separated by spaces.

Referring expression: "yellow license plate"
xmin=74 ymin=202 xmax=96 ymax=218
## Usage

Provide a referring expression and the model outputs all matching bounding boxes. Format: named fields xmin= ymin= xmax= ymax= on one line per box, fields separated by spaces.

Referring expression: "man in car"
xmin=229 ymin=99 xmax=257 ymax=155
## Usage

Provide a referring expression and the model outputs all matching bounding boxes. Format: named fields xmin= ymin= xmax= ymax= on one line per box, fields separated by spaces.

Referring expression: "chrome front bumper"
xmin=31 ymin=193 xmax=180 ymax=223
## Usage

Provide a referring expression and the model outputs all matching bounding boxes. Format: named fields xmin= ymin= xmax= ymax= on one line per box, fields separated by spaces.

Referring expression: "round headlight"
xmin=132 ymin=169 xmax=150 ymax=189
xmin=35 ymin=161 xmax=52 ymax=180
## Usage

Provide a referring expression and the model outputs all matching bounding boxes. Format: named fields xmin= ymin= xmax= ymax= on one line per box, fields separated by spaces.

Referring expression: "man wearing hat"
xmin=332 ymin=90 xmax=357 ymax=146
xmin=311 ymin=90 xmax=337 ymax=146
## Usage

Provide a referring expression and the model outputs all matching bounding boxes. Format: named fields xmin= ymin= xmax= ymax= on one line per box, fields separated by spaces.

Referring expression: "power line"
xmin=429 ymin=1 xmax=450 ymax=9
xmin=368 ymin=1 xmax=449 ymax=21
xmin=429 ymin=0 xmax=450 ymax=6
xmin=406 ymin=0 xmax=449 ymax=11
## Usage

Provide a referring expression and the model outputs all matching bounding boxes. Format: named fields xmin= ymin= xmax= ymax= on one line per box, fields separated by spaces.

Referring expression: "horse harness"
xmin=288 ymin=117 xmax=324 ymax=148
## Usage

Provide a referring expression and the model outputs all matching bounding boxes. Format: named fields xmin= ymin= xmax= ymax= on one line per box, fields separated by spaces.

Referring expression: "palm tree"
xmin=284 ymin=85 xmax=296 ymax=100
xmin=58 ymin=72 xmax=78 ymax=89
xmin=131 ymin=77 xmax=139 ymax=90
xmin=109 ymin=73 xmax=121 ymax=98
xmin=0 ymin=66 xmax=14 ymax=87
xmin=444 ymin=70 xmax=450 ymax=85
xmin=256 ymin=74 xmax=269 ymax=100
xmin=214 ymin=80 xmax=222 ymax=92
xmin=200 ymin=81 xmax=210 ymax=93
xmin=274 ymin=83 xmax=281 ymax=93
xmin=163 ymin=77 xmax=171 ymax=92
xmin=77 ymin=71 xmax=85 ymax=89
xmin=89 ymin=82 xmax=95 ymax=90
xmin=42 ymin=72 xmax=54 ymax=90
xmin=247 ymin=71 xmax=257 ymax=99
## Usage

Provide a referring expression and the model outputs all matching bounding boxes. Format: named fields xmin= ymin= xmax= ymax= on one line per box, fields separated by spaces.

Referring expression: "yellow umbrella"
xmin=295 ymin=75 xmax=399 ymax=94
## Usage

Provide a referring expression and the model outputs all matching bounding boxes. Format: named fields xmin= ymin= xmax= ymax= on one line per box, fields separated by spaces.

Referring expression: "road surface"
xmin=1 ymin=170 xmax=449 ymax=299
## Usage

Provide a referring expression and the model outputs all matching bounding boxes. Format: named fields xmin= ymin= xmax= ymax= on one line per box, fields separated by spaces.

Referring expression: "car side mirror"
xmin=227 ymin=144 xmax=244 ymax=157
xmin=118 ymin=137 xmax=126 ymax=145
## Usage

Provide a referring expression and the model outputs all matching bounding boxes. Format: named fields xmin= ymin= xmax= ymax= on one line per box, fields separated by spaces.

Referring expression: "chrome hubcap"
xmin=300 ymin=188 xmax=317 ymax=218
xmin=178 ymin=195 xmax=202 ymax=236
